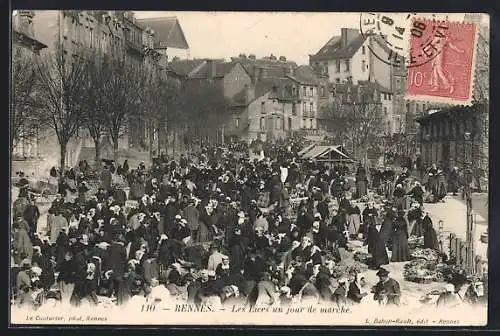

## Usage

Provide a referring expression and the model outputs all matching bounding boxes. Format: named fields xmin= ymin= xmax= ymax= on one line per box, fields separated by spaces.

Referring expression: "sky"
xmin=133 ymin=12 xmax=480 ymax=65
xmin=134 ymin=11 xmax=362 ymax=65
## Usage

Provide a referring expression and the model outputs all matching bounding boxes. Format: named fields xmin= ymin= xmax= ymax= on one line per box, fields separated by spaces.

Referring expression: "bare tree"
xmin=321 ymin=83 xmax=385 ymax=163
xmin=36 ymin=45 xmax=88 ymax=173
xmin=100 ymin=56 xmax=143 ymax=163
xmin=10 ymin=47 xmax=41 ymax=156
xmin=82 ymin=52 xmax=108 ymax=167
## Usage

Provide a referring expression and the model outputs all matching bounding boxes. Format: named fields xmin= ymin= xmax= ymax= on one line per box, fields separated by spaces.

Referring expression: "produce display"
xmin=403 ymin=259 xmax=438 ymax=283
xmin=353 ymin=251 xmax=371 ymax=264
xmin=408 ymin=235 xmax=424 ymax=249
xmin=409 ymin=247 xmax=440 ymax=262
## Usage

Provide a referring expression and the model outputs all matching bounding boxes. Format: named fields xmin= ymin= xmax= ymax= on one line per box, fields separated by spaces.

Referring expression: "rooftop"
xmin=136 ymin=16 xmax=189 ymax=50
xmin=310 ymin=28 xmax=366 ymax=61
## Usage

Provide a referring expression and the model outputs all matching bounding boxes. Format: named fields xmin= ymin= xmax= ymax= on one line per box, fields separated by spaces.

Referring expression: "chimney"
xmin=248 ymin=54 xmax=256 ymax=61
xmin=341 ymin=28 xmax=348 ymax=48
xmin=207 ymin=59 xmax=216 ymax=78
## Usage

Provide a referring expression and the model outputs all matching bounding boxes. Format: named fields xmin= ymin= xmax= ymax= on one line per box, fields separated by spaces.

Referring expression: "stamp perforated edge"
xmin=404 ymin=18 xmax=479 ymax=106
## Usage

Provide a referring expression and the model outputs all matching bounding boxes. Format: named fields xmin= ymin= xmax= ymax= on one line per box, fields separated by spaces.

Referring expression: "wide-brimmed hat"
xmin=376 ymin=267 xmax=389 ymax=277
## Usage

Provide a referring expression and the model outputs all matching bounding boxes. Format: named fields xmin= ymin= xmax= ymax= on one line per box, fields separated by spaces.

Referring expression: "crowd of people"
xmin=11 ymin=140 xmax=486 ymax=312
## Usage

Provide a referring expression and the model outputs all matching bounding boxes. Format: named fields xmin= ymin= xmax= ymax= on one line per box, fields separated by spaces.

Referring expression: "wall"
xmin=380 ymin=92 xmax=394 ymax=134
xmin=327 ymin=59 xmax=350 ymax=83
xmin=297 ymin=84 xmax=318 ymax=129
xmin=167 ymin=47 xmax=189 ymax=61
xmin=350 ymin=40 xmax=370 ymax=84
xmin=223 ymin=63 xmax=252 ymax=99
xmin=247 ymin=93 xmax=271 ymax=141
xmin=368 ymin=37 xmax=392 ymax=90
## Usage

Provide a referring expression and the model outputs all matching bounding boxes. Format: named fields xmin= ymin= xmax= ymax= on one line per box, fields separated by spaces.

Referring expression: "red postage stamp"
xmin=406 ymin=19 xmax=477 ymax=103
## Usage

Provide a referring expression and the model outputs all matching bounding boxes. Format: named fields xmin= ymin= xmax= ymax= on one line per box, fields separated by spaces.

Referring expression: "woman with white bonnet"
xmin=436 ymin=283 xmax=462 ymax=308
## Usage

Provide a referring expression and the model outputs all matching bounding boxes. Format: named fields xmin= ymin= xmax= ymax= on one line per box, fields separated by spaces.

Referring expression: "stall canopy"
xmin=299 ymin=145 xmax=355 ymax=162
xmin=297 ymin=143 xmax=316 ymax=157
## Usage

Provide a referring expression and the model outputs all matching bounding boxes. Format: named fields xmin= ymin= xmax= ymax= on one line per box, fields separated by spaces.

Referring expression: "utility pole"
xmin=464 ymin=131 xmax=475 ymax=275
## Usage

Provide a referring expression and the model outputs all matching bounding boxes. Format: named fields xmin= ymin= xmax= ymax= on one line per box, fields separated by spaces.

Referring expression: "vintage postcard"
xmin=10 ymin=11 xmax=489 ymax=326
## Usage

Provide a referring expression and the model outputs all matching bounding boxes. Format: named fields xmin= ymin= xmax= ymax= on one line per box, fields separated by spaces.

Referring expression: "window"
xmin=362 ymin=60 xmax=366 ymax=72
xmin=321 ymin=86 xmax=326 ymax=97
xmin=336 ymin=60 xmax=341 ymax=73
xmin=276 ymin=117 xmax=281 ymax=130
xmin=302 ymin=86 xmax=307 ymax=96
xmin=292 ymin=86 xmax=296 ymax=96
xmin=383 ymin=93 xmax=387 ymax=100
xmin=288 ymin=118 xmax=292 ymax=130
xmin=301 ymin=119 xmax=305 ymax=128
xmin=89 ymin=27 xmax=94 ymax=48
xmin=292 ymin=103 xmax=297 ymax=116
xmin=309 ymin=87 xmax=314 ymax=97
xmin=310 ymin=119 xmax=314 ymax=129
xmin=261 ymin=101 xmax=266 ymax=114
xmin=345 ymin=59 xmax=350 ymax=72
xmin=302 ymin=102 xmax=307 ymax=117
xmin=362 ymin=45 xmax=366 ymax=55
xmin=235 ymin=118 xmax=240 ymax=128
xmin=388 ymin=94 xmax=392 ymax=101
xmin=335 ymin=78 xmax=340 ymax=83
xmin=384 ymin=107 xmax=388 ymax=116
xmin=260 ymin=117 xmax=266 ymax=130
xmin=310 ymin=102 xmax=314 ymax=115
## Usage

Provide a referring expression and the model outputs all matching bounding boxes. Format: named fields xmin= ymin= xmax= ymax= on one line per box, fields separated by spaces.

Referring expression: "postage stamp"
xmin=406 ymin=19 xmax=478 ymax=104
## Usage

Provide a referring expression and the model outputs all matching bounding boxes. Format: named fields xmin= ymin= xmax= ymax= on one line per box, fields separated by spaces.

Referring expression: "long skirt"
xmin=198 ymin=222 xmax=213 ymax=243
xmin=391 ymin=232 xmax=410 ymax=262
xmin=409 ymin=219 xmax=425 ymax=237
xmin=347 ymin=214 xmax=361 ymax=236
xmin=356 ymin=181 xmax=367 ymax=198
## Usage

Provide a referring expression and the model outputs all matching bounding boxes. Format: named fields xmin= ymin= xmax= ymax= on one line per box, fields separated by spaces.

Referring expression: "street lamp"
xmin=463 ymin=131 xmax=475 ymax=275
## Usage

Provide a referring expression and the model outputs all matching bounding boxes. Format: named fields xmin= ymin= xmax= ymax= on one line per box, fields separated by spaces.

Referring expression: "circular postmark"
xmin=359 ymin=12 xmax=449 ymax=68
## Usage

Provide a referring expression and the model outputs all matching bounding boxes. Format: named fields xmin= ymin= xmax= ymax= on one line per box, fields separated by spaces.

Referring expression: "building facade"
xmin=310 ymin=28 xmax=402 ymax=136
xmin=21 ymin=10 xmax=175 ymax=172
xmin=416 ymin=104 xmax=488 ymax=173
xmin=11 ymin=10 xmax=48 ymax=162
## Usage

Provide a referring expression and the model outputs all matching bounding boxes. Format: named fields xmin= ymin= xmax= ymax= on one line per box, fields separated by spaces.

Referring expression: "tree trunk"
xmin=113 ymin=139 xmax=119 ymax=164
xmin=172 ymin=129 xmax=176 ymax=157
xmin=94 ymin=138 xmax=101 ymax=169
xmin=60 ymin=143 xmax=67 ymax=175
xmin=149 ymin=121 xmax=154 ymax=163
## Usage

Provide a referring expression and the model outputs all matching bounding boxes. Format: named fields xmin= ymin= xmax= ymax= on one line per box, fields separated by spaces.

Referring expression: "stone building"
xmin=11 ymin=10 xmax=48 ymax=161
xmin=15 ymin=10 xmax=178 ymax=174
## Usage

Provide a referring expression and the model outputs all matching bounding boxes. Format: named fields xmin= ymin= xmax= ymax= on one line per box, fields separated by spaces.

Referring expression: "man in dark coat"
xmin=372 ymin=268 xmax=401 ymax=306
xmin=23 ymin=196 xmax=40 ymax=238
xmin=107 ymin=236 xmax=127 ymax=303
xmin=406 ymin=181 xmax=424 ymax=205
xmin=183 ymin=199 xmax=200 ymax=242
xmin=101 ymin=166 xmax=112 ymax=192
